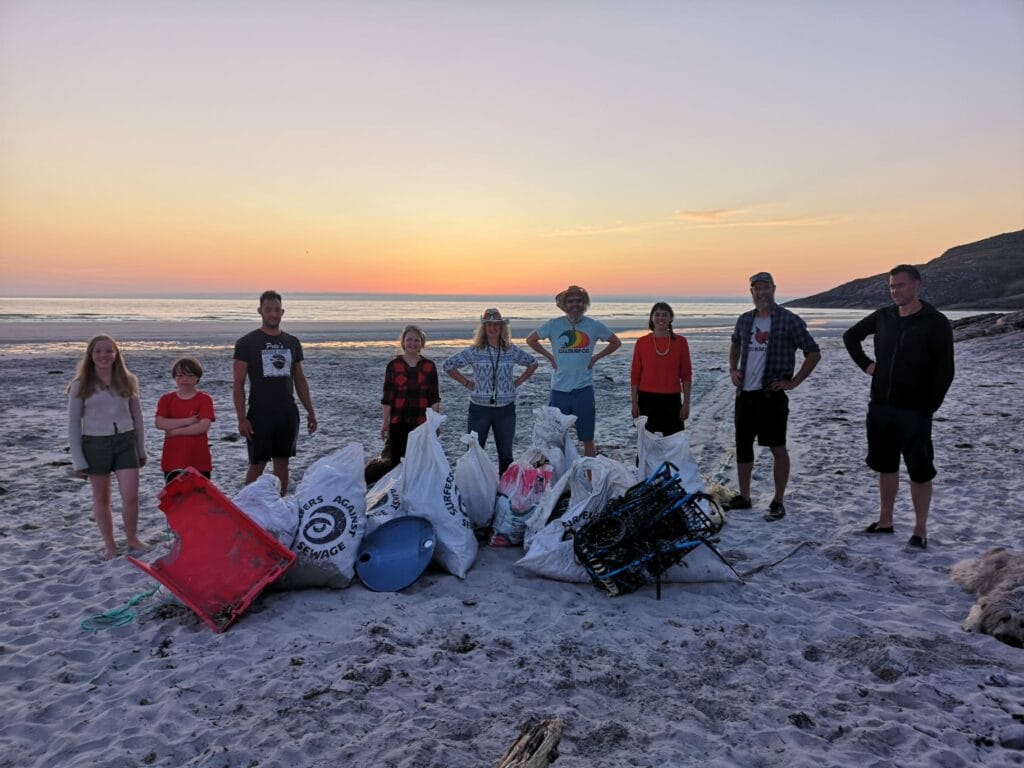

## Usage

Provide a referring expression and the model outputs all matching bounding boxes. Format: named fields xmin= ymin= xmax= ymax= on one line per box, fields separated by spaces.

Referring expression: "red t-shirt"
xmin=630 ymin=333 xmax=693 ymax=393
xmin=156 ymin=391 xmax=215 ymax=472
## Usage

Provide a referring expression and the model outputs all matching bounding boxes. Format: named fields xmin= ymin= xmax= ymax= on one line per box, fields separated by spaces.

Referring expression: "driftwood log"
xmin=494 ymin=716 xmax=566 ymax=767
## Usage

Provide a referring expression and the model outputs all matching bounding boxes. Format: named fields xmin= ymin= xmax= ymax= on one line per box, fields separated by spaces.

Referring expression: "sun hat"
xmin=749 ymin=271 xmax=775 ymax=286
xmin=555 ymin=285 xmax=591 ymax=311
xmin=480 ymin=308 xmax=509 ymax=324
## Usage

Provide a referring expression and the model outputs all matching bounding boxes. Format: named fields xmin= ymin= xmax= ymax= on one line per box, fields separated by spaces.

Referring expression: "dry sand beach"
xmin=1 ymin=322 xmax=1022 ymax=767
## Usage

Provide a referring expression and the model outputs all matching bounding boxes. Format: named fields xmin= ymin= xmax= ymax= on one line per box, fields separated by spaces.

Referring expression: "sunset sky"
xmin=1 ymin=0 xmax=1021 ymax=298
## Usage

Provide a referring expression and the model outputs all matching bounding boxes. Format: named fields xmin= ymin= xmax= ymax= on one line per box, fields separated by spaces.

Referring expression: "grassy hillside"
xmin=787 ymin=230 xmax=1024 ymax=309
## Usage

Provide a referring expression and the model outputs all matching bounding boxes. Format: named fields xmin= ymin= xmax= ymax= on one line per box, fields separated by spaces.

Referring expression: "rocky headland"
xmin=787 ymin=229 xmax=1024 ymax=311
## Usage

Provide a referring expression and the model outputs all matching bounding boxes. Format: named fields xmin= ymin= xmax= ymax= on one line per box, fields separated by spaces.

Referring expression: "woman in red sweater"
xmin=630 ymin=302 xmax=692 ymax=435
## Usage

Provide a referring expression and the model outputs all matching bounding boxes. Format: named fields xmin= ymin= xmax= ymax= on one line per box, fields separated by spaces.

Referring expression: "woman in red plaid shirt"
xmin=381 ymin=325 xmax=441 ymax=468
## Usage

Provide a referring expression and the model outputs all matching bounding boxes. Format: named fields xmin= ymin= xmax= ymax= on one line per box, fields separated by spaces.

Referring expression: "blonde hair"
xmin=69 ymin=335 xmax=139 ymax=399
xmin=399 ymin=325 xmax=427 ymax=350
xmin=472 ymin=322 xmax=510 ymax=350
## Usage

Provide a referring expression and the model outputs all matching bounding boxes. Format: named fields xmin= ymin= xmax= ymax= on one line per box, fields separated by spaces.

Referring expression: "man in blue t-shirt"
xmin=526 ymin=285 xmax=622 ymax=457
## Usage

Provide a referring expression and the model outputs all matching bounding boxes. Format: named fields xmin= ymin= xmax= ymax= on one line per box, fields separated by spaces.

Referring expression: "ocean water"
xmin=0 ymin=294 xmax=873 ymax=345
xmin=1 ymin=295 xmax=720 ymax=324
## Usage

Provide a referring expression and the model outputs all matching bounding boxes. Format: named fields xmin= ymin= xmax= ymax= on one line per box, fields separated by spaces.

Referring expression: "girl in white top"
xmin=67 ymin=335 xmax=148 ymax=560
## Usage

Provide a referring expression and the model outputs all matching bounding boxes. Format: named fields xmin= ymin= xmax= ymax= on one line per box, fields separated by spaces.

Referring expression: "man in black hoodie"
xmin=843 ymin=265 xmax=954 ymax=550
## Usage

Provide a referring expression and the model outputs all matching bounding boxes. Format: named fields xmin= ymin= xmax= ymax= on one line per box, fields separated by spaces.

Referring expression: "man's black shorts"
xmin=735 ymin=389 xmax=789 ymax=463
xmin=865 ymin=402 xmax=936 ymax=483
xmin=246 ymin=404 xmax=299 ymax=464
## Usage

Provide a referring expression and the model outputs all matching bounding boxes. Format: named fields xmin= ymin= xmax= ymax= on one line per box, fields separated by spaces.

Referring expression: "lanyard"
xmin=487 ymin=345 xmax=501 ymax=404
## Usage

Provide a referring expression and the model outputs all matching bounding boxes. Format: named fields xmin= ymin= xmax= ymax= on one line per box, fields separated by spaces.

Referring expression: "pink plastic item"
xmin=498 ymin=463 xmax=554 ymax=513
xmin=127 ymin=468 xmax=295 ymax=632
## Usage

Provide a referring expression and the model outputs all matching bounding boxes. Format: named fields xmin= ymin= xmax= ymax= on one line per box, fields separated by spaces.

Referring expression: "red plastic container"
xmin=128 ymin=468 xmax=296 ymax=632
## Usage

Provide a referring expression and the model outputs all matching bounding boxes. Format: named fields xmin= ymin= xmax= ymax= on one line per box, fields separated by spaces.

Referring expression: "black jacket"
xmin=843 ymin=300 xmax=954 ymax=414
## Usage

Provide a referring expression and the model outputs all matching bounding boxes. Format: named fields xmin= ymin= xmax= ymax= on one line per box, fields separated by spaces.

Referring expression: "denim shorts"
xmin=549 ymin=386 xmax=596 ymax=441
xmin=82 ymin=431 xmax=141 ymax=474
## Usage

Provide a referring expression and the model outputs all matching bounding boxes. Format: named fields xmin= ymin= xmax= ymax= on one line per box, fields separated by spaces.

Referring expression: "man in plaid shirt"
xmin=726 ymin=272 xmax=821 ymax=521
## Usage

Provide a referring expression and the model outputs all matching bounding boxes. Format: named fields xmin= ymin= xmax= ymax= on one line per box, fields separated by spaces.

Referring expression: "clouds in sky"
xmin=0 ymin=1 xmax=1021 ymax=295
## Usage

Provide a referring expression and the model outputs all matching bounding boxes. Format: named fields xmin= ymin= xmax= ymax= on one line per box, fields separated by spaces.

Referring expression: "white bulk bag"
xmin=233 ymin=473 xmax=298 ymax=549
xmin=277 ymin=443 xmax=367 ymax=589
xmin=401 ymin=410 xmax=478 ymax=578
xmin=454 ymin=431 xmax=499 ymax=529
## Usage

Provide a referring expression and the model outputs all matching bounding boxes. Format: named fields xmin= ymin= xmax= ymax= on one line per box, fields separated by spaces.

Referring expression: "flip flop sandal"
xmin=864 ymin=522 xmax=894 ymax=534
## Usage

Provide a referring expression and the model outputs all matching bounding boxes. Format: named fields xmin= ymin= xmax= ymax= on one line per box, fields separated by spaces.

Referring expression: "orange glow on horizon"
xmin=1 ymin=3 xmax=1021 ymax=298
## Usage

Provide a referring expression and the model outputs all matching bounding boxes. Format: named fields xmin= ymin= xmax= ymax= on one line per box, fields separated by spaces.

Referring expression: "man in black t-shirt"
xmin=233 ymin=290 xmax=317 ymax=493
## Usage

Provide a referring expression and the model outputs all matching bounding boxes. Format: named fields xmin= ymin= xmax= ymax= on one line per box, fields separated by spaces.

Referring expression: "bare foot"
xmin=101 ymin=546 xmax=118 ymax=561
xmin=126 ymin=538 xmax=149 ymax=553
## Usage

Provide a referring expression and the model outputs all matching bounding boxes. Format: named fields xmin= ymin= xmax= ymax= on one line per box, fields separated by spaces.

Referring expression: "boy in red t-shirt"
xmin=155 ymin=357 xmax=215 ymax=482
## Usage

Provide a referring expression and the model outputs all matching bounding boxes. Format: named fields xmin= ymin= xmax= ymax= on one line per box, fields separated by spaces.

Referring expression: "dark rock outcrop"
xmin=952 ymin=310 xmax=1024 ymax=341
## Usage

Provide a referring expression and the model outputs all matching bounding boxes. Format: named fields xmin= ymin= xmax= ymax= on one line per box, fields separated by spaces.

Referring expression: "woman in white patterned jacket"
xmin=443 ymin=308 xmax=538 ymax=475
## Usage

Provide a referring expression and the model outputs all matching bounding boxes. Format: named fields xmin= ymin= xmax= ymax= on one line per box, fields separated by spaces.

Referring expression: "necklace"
xmin=653 ymin=334 xmax=671 ymax=357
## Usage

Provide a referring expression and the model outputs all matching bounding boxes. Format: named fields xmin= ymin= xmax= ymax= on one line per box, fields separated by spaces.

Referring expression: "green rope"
xmin=81 ymin=585 xmax=162 ymax=632
xmin=737 ymin=541 xmax=815 ymax=579
xmin=79 ymin=510 xmax=179 ymax=631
